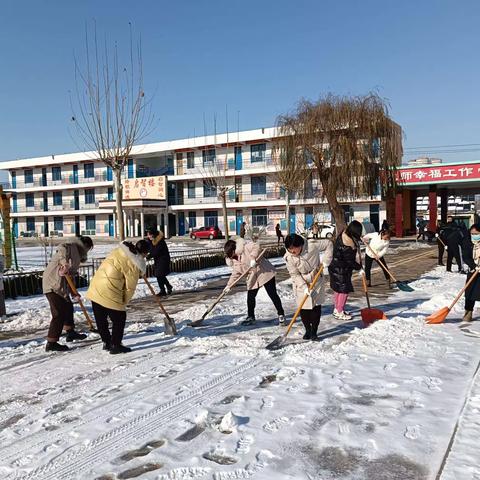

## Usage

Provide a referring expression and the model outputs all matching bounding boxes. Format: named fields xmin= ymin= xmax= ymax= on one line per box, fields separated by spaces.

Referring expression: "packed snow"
xmin=1 ymin=263 xmax=480 ymax=479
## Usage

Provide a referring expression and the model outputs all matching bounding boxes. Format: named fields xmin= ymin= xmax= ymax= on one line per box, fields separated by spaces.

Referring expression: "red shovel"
xmin=361 ymin=273 xmax=387 ymax=327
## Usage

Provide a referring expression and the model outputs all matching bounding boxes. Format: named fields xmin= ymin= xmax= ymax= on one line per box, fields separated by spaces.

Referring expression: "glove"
xmin=445 ymin=246 xmax=448 ymax=251
xmin=476 ymin=266 xmax=480 ymax=272
xmin=249 ymin=259 xmax=257 ymax=268
xmin=58 ymin=264 xmax=69 ymax=276
xmin=304 ymin=287 xmax=312 ymax=296
xmin=72 ymin=295 xmax=81 ymax=303
xmin=359 ymin=268 xmax=365 ymax=277
xmin=223 ymin=286 xmax=231 ymax=294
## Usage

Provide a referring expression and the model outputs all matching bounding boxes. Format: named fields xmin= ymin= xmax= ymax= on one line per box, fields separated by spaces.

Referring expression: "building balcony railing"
xmin=173 ymin=156 xmax=276 ymax=176
xmin=8 ymin=173 xmax=112 ymax=189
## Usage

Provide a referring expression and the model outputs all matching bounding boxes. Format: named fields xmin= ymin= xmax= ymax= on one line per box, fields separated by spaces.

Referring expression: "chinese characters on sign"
xmin=122 ymin=176 xmax=166 ymax=200
xmin=397 ymin=164 xmax=480 ymax=184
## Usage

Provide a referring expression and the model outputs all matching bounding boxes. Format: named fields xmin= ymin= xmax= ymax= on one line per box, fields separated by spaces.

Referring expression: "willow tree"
xmin=272 ymin=139 xmax=310 ymax=234
xmin=70 ymin=24 xmax=153 ymax=240
xmin=275 ymin=93 xmax=402 ymax=232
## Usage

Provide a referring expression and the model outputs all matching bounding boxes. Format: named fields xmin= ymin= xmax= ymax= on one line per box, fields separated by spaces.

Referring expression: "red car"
xmin=190 ymin=226 xmax=222 ymax=240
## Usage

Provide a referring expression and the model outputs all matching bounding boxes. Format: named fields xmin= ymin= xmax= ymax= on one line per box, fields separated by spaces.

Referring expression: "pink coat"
xmin=226 ymin=240 xmax=276 ymax=290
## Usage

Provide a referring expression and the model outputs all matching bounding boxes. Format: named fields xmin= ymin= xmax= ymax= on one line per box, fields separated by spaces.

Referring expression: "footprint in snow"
xmin=405 ymin=425 xmax=421 ymax=440
xmin=236 ymin=434 xmax=254 ymax=454
xmin=263 ymin=416 xmax=290 ymax=433
xmin=261 ymin=396 xmax=274 ymax=409
xmin=337 ymin=422 xmax=350 ymax=434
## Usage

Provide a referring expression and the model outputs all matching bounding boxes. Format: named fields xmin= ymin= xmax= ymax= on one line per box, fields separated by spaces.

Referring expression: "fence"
xmin=2 ymin=243 xmax=286 ymax=299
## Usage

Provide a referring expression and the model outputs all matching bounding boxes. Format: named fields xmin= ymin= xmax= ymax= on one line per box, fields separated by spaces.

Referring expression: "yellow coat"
xmin=86 ymin=243 xmax=146 ymax=311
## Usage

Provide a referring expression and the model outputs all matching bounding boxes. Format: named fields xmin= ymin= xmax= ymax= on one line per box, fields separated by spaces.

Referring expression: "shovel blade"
xmin=426 ymin=306 xmax=450 ymax=324
xmin=164 ymin=318 xmax=177 ymax=336
xmin=188 ymin=319 xmax=204 ymax=328
xmin=361 ymin=308 xmax=387 ymax=328
xmin=266 ymin=334 xmax=287 ymax=351
xmin=396 ymin=281 xmax=415 ymax=292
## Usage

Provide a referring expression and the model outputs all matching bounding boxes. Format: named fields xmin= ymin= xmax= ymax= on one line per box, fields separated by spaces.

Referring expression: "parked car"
xmin=190 ymin=226 xmax=222 ymax=240
xmin=309 ymin=223 xmax=335 ymax=239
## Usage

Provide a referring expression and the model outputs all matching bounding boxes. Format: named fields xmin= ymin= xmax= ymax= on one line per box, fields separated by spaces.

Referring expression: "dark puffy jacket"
xmin=148 ymin=236 xmax=171 ymax=277
xmin=444 ymin=222 xmax=464 ymax=249
xmin=328 ymin=234 xmax=362 ymax=294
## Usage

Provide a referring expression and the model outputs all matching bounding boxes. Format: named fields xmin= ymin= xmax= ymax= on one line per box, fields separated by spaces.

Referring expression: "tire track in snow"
xmin=11 ymin=357 xmax=261 ymax=480
xmin=1 ymin=350 xmax=220 ymax=464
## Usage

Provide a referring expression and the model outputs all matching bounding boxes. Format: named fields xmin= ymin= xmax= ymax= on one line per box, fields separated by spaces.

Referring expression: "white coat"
xmin=364 ymin=232 xmax=390 ymax=259
xmin=284 ymin=239 xmax=333 ymax=310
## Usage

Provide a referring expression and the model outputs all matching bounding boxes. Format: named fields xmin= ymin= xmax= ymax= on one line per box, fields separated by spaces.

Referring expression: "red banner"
xmin=397 ymin=163 xmax=480 ymax=184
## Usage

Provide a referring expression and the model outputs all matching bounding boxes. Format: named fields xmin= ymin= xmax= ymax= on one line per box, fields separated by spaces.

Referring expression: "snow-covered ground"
xmin=1 ymin=265 xmax=480 ymax=479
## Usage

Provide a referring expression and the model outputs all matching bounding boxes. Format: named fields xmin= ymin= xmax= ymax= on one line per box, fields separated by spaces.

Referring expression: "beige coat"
xmin=42 ymin=238 xmax=88 ymax=299
xmin=284 ymin=239 xmax=333 ymax=310
xmin=86 ymin=243 xmax=146 ymax=311
xmin=226 ymin=239 xmax=276 ymax=290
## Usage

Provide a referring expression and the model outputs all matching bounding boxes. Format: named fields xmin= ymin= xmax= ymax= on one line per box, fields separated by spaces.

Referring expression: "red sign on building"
xmin=397 ymin=163 xmax=480 ymax=184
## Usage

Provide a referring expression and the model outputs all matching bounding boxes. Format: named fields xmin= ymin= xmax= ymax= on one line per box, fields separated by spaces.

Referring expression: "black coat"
xmin=148 ymin=236 xmax=171 ymax=277
xmin=461 ymin=237 xmax=480 ymax=302
xmin=328 ymin=235 xmax=362 ymax=294
xmin=443 ymin=222 xmax=464 ymax=249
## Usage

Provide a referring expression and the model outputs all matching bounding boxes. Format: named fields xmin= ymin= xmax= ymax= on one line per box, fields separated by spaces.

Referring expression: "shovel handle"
xmin=363 ymin=242 xmax=397 ymax=282
xmin=64 ymin=273 xmax=95 ymax=330
xmin=201 ymin=248 xmax=268 ymax=322
xmin=284 ymin=264 xmax=325 ymax=337
xmin=143 ymin=275 xmax=171 ymax=320
xmin=361 ymin=273 xmax=371 ymax=309
xmin=436 ymin=234 xmax=447 ymax=248
xmin=448 ymin=269 xmax=479 ymax=311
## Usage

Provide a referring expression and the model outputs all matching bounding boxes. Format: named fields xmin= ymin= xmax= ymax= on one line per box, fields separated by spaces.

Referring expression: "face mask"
xmin=472 ymin=234 xmax=480 ymax=242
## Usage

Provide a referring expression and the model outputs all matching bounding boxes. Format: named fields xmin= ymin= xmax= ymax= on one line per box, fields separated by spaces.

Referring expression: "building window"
xmin=84 ymin=163 xmax=94 ymax=179
xmin=53 ymin=191 xmax=63 ymax=206
xmin=107 ymin=187 xmax=114 ymax=201
xmin=24 ymin=169 xmax=34 ymax=184
xmin=250 ymin=143 xmax=266 ymax=163
xmin=127 ymin=158 xmax=134 ymax=178
xmin=204 ymin=210 xmax=218 ymax=227
xmin=11 ymin=171 xmax=17 ymax=188
xmin=188 ymin=211 xmax=197 ymax=228
xmin=188 ymin=181 xmax=196 ymax=199
xmin=12 ymin=194 xmax=17 ymax=213
xmin=251 ymin=176 xmax=266 ymax=195
xmin=25 ymin=193 xmax=34 ymax=208
xmin=85 ymin=188 xmax=95 ymax=204
xmin=187 ymin=151 xmax=195 ymax=169
xmin=203 ymin=180 xmax=217 ymax=198
xmin=54 ymin=217 xmax=63 ymax=231
xmin=252 ymin=208 xmax=268 ymax=227
xmin=26 ymin=217 xmax=35 ymax=232
xmin=86 ymin=215 xmax=96 ymax=231
xmin=202 ymin=148 xmax=216 ymax=166
xmin=52 ymin=166 xmax=62 ymax=181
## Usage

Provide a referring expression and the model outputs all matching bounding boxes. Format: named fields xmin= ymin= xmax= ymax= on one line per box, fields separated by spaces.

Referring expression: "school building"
xmin=0 ymin=127 xmax=387 ymax=238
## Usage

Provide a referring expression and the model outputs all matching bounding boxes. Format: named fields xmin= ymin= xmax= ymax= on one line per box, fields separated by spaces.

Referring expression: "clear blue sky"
xmin=1 ymin=0 xmax=479 ymax=164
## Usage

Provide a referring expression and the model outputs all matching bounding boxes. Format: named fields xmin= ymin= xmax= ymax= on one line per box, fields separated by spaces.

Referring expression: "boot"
xmin=157 ymin=291 xmax=167 ymax=297
xmin=387 ymin=280 xmax=394 ymax=290
xmin=45 ymin=342 xmax=70 ymax=352
xmin=65 ymin=330 xmax=87 ymax=342
xmin=241 ymin=316 xmax=256 ymax=326
xmin=367 ymin=281 xmax=372 ymax=288
xmin=301 ymin=319 xmax=311 ymax=340
xmin=110 ymin=344 xmax=132 ymax=354
xmin=463 ymin=310 xmax=473 ymax=322
xmin=278 ymin=315 xmax=286 ymax=326
xmin=167 ymin=286 xmax=173 ymax=295
xmin=103 ymin=342 xmax=112 ymax=351
xmin=310 ymin=319 xmax=320 ymax=341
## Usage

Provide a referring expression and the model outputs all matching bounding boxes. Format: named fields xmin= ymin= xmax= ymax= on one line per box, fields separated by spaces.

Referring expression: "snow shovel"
xmin=64 ymin=274 xmax=98 ymax=333
xmin=360 ymin=272 xmax=387 ymax=327
xmin=435 ymin=233 xmax=447 ymax=250
xmin=189 ymin=248 xmax=268 ymax=327
xmin=266 ymin=265 xmax=324 ymax=350
xmin=143 ymin=275 xmax=177 ymax=336
xmin=426 ymin=269 xmax=479 ymax=324
xmin=363 ymin=242 xmax=414 ymax=292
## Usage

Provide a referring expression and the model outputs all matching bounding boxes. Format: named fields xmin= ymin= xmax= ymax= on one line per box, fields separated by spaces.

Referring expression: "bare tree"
xmin=272 ymin=139 xmax=310 ymax=235
xmin=275 ymin=93 xmax=402 ymax=232
xmin=70 ymin=23 xmax=153 ymax=240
